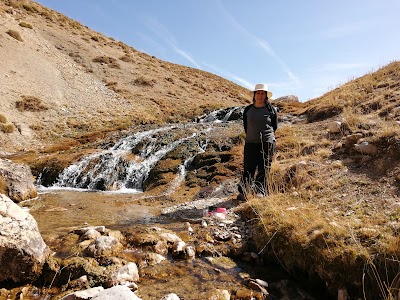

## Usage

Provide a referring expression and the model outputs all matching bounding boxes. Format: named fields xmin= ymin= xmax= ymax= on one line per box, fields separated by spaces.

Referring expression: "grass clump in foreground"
xmin=243 ymin=157 xmax=399 ymax=299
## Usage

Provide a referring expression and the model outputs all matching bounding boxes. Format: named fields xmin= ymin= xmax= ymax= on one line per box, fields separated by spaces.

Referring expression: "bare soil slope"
xmin=0 ymin=0 xmax=249 ymax=153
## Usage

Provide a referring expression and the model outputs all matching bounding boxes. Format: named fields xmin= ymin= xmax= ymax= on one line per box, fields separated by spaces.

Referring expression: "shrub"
xmin=92 ymin=56 xmax=116 ymax=64
xmin=8 ymin=0 xmax=22 ymax=9
xmin=0 ymin=122 xmax=15 ymax=133
xmin=0 ymin=114 xmax=7 ymax=123
xmin=119 ymin=54 xmax=134 ymax=63
xmin=92 ymin=56 xmax=120 ymax=68
xmin=16 ymin=96 xmax=49 ymax=112
xmin=22 ymin=3 xmax=38 ymax=13
xmin=0 ymin=177 xmax=7 ymax=195
xmin=134 ymin=76 xmax=155 ymax=87
xmin=6 ymin=29 xmax=23 ymax=42
xmin=19 ymin=22 xmax=33 ymax=29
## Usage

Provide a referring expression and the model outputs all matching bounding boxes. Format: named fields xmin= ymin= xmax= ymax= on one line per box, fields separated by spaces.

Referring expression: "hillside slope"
xmin=0 ymin=0 xmax=249 ymax=153
xmin=245 ymin=61 xmax=400 ymax=298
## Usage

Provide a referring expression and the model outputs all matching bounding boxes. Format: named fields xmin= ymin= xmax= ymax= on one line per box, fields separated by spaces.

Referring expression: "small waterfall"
xmin=164 ymin=134 xmax=210 ymax=195
xmin=54 ymin=124 xmax=213 ymax=192
xmin=198 ymin=106 xmax=243 ymax=123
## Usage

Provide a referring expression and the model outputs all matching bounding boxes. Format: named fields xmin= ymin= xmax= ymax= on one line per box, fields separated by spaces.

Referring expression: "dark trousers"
xmin=239 ymin=142 xmax=276 ymax=194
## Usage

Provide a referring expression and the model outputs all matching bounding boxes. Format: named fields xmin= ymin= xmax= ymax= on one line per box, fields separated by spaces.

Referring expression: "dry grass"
xmin=6 ymin=29 xmax=23 ymax=42
xmin=0 ymin=122 xmax=15 ymax=133
xmin=134 ymin=76 xmax=156 ymax=87
xmin=16 ymin=96 xmax=49 ymax=112
xmin=0 ymin=114 xmax=7 ymax=123
xmin=19 ymin=22 xmax=33 ymax=29
xmin=0 ymin=177 xmax=7 ymax=195
xmin=239 ymin=61 xmax=400 ymax=299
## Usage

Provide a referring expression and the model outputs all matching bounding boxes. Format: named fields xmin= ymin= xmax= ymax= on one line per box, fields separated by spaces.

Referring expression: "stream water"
xmin=19 ymin=107 xmax=321 ymax=299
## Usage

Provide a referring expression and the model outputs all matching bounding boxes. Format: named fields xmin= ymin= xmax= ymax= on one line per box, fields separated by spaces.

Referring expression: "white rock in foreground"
xmin=0 ymin=194 xmax=49 ymax=282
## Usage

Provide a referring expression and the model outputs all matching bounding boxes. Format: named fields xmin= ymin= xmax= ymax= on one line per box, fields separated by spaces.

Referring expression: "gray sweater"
xmin=243 ymin=104 xmax=277 ymax=143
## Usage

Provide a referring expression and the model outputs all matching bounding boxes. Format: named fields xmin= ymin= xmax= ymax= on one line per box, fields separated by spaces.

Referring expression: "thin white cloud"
xmin=143 ymin=16 xmax=202 ymax=69
xmin=217 ymin=1 xmax=301 ymax=87
xmin=173 ymin=47 xmax=202 ymax=69
xmin=203 ymin=63 xmax=253 ymax=89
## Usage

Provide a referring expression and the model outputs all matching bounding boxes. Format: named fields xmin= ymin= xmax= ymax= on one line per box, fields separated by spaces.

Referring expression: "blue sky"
xmin=35 ymin=0 xmax=400 ymax=102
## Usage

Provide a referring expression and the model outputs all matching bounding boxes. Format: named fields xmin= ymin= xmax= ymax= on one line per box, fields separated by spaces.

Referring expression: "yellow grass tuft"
xmin=16 ymin=96 xmax=49 ymax=112
xmin=19 ymin=22 xmax=33 ymax=29
xmin=0 ymin=122 xmax=15 ymax=133
xmin=0 ymin=114 xmax=7 ymax=123
xmin=6 ymin=29 xmax=23 ymax=42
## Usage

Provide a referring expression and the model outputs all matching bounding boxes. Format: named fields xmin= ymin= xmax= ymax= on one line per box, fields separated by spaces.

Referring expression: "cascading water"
xmin=197 ymin=106 xmax=243 ymax=123
xmin=50 ymin=107 xmax=243 ymax=193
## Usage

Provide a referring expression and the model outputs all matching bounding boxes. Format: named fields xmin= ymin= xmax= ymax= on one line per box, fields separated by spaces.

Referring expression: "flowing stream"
xmin=21 ymin=107 xmax=320 ymax=300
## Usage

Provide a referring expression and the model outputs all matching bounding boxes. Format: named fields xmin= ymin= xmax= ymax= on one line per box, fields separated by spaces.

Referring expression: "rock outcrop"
xmin=0 ymin=158 xmax=37 ymax=202
xmin=0 ymin=194 xmax=49 ymax=283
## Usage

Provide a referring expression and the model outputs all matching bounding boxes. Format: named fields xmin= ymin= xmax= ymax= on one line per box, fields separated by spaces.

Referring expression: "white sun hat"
xmin=254 ymin=83 xmax=272 ymax=98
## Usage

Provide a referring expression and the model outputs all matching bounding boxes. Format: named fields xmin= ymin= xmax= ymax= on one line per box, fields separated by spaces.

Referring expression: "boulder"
xmin=108 ymin=262 xmax=139 ymax=286
xmin=345 ymin=133 xmax=363 ymax=148
xmin=160 ymin=294 xmax=181 ymax=300
xmin=274 ymin=95 xmax=299 ymax=102
xmin=327 ymin=121 xmax=342 ymax=133
xmin=0 ymin=194 xmax=49 ymax=282
xmin=354 ymin=142 xmax=378 ymax=155
xmin=61 ymin=286 xmax=104 ymax=300
xmin=86 ymin=236 xmax=124 ymax=257
xmin=91 ymin=285 xmax=142 ymax=300
xmin=0 ymin=158 xmax=37 ymax=202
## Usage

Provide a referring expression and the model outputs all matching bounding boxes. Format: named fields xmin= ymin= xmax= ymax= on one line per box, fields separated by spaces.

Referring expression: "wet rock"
xmin=247 ymin=279 xmax=269 ymax=297
xmin=185 ymin=245 xmax=196 ymax=259
xmin=91 ymin=285 xmax=142 ymax=300
xmin=74 ymin=226 xmax=106 ymax=235
xmin=61 ymin=286 xmax=104 ymax=300
xmin=107 ymin=229 xmax=125 ymax=242
xmin=235 ymin=287 xmax=264 ymax=300
xmin=58 ymin=257 xmax=108 ymax=286
xmin=172 ymin=241 xmax=186 ymax=258
xmin=160 ymin=293 xmax=180 ymax=300
xmin=207 ymin=289 xmax=230 ymax=300
xmin=0 ymin=158 xmax=37 ymax=202
xmin=81 ymin=228 xmax=102 ymax=241
xmin=153 ymin=240 xmax=168 ymax=255
xmin=145 ymin=252 xmax=166 ymax=266
xmin=159 ymin=232 xmax=183 ymax=244
xmin=108 ymin=262 xmax=139 ymax=286
xmin=214 ymin=229 xmax=232 ymax=241
xmin=0 ymin=194 xmax=49 ymax=283
xmin=86 ymin=236 xmax=124 ymax=257
xmin=66 ymin=274 xmax=90 ymax=290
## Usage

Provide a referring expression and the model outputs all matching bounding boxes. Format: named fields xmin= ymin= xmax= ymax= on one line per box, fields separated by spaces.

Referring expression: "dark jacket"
xmin=243 ymin=103 xmax=278 ymax=135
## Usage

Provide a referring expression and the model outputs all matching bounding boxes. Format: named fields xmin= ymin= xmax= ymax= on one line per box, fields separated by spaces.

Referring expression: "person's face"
xmin=255 ymin=90 xmax=267 ymax=102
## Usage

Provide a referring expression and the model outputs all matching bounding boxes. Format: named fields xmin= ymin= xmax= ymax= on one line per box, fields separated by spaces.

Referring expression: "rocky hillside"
xmin=0 ymin=0 xmax=250 ymax=154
